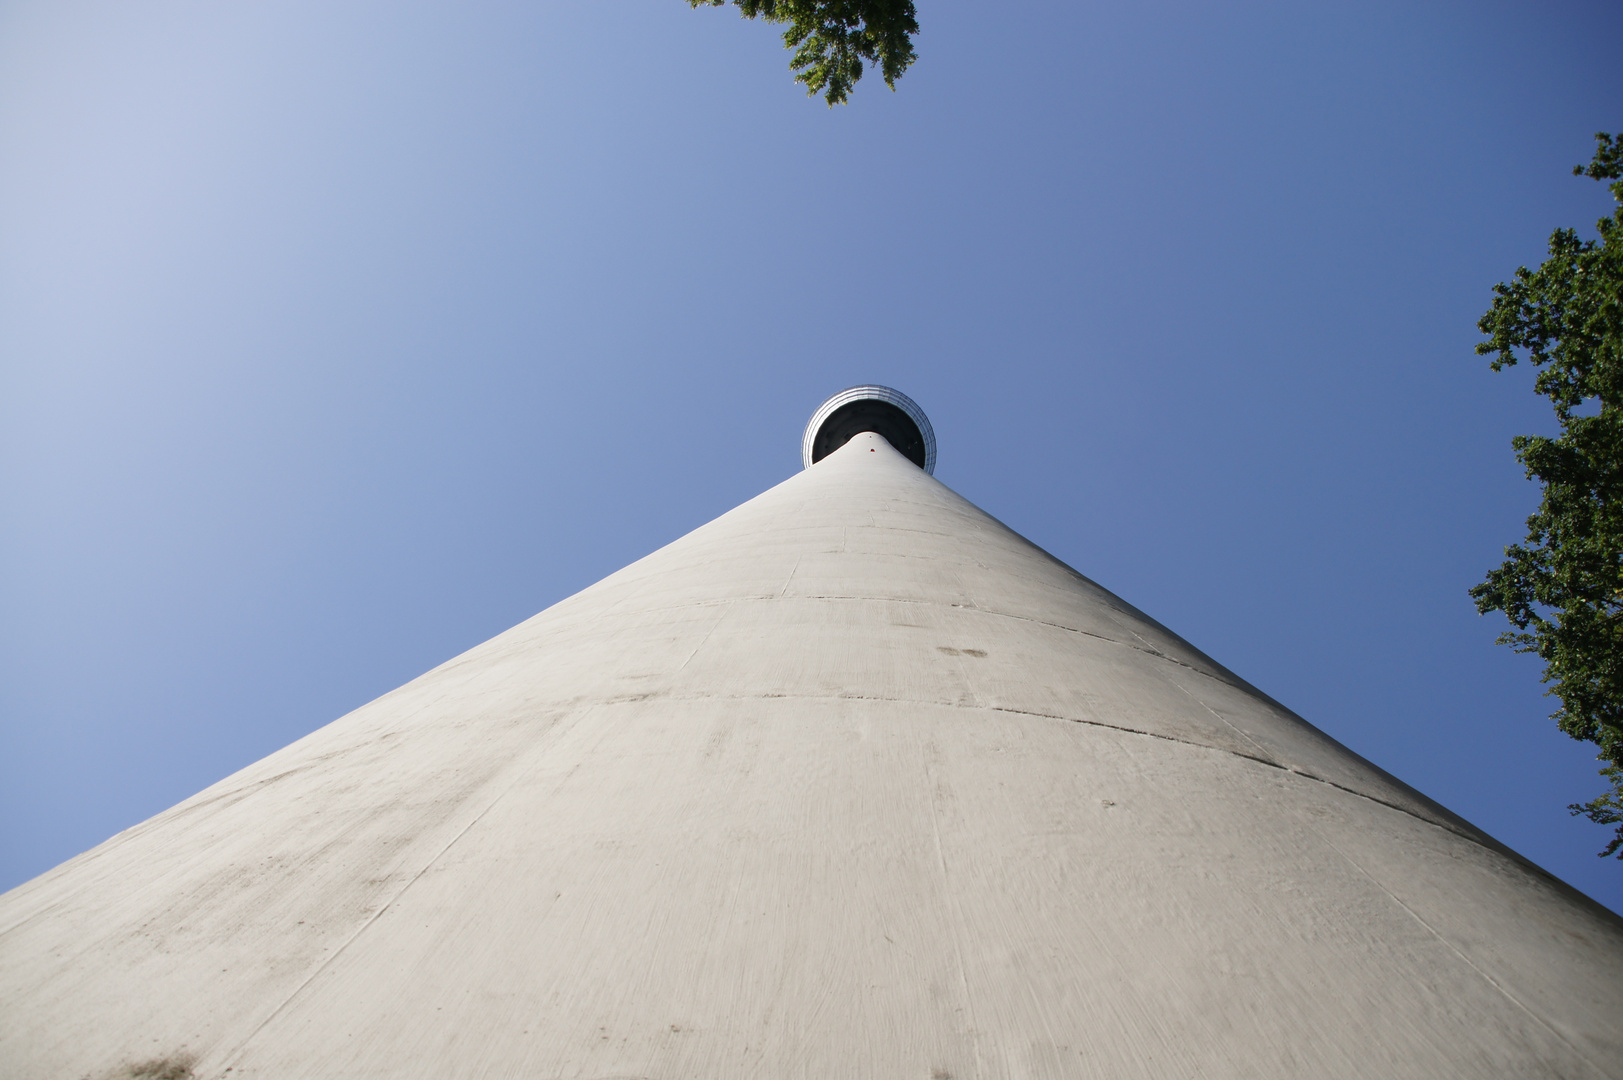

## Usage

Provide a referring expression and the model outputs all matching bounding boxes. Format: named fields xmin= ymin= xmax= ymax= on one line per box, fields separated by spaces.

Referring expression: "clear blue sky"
xmin=2 ymin=0 xmax=1621 ymax=912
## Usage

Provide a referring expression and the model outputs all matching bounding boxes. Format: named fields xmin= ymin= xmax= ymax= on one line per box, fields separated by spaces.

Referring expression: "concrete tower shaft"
xmin=1 ymin=420 xmax=1621 ymax=1080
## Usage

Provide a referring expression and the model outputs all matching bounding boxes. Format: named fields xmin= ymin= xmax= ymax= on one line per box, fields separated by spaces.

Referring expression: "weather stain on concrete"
xmin=90 ymin=1052 xmax=196 ymax=1080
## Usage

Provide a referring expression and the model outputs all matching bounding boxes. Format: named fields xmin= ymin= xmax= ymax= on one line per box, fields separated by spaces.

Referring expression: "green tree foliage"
xmin=688 ymin=0 xmax=918 ymax=106
xmin=1474 ymin=132 xmax=1623 ymax=858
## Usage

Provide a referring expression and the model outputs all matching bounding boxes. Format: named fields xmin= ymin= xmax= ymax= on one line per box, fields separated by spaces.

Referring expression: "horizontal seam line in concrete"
xmin=465 ymin=594 xmax=1240 ymax=690
xmin=576 ymin=687 xmax=1486 ymax=854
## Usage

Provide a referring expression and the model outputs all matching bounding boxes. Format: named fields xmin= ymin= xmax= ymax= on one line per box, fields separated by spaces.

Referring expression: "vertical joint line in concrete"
xmin=923 ymin=743 xmax=984 ymax=1080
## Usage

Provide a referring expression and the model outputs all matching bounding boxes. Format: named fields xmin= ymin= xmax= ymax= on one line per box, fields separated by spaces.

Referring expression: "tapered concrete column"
xmin=2 ymin=393 xmax=1621 ymax=1080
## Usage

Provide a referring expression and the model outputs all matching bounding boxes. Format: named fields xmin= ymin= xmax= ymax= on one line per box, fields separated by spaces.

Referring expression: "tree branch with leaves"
xmin=1474 ymin=132 xmax=1623 ymax=858
xmin=689 ymin=0 xmax=918 ymax=106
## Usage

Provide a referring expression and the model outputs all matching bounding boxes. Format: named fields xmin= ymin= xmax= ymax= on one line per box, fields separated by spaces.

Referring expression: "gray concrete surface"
xmin=3 ymin=431 xmax=1620 ymax=1079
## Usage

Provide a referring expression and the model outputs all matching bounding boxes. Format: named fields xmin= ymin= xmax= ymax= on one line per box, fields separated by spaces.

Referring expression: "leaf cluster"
xmin=690 ymin=0 xmax=918 ymax=105
xmin=1473 ymin=133 xmax=1623 ymax=857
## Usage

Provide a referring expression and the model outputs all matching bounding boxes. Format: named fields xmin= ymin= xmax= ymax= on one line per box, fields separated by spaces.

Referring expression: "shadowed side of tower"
xmin=1 ymin=395 xmax=1621 ymax=1080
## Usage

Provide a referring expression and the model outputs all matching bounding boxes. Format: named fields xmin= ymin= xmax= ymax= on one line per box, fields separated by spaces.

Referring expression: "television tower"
xmin=3 ymin=386 xmax=1620 ymax=1079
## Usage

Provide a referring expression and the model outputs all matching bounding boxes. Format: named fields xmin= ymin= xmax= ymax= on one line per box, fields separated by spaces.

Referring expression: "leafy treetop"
xmin=1474 ymin=132 xmax=1623 ymax=858
xmin=689 ymin=0 xmax=919 ymax=106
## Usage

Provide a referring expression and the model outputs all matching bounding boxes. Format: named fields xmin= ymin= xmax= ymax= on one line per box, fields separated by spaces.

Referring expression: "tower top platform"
xmin=802 ymin=384 xmax=936 ymax=474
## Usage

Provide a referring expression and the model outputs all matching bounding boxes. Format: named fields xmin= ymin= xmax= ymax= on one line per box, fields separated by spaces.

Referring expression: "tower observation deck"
xmin=2 ymin=387 xmax=1621 ymax=1080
